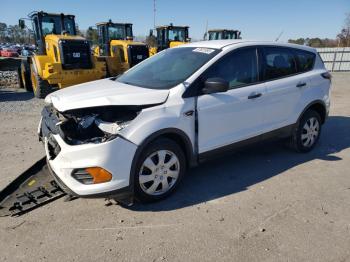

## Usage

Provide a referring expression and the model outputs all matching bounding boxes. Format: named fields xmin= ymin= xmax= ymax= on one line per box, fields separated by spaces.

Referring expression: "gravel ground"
xmin=0 ymin=73 xmax=349 ymax=262
xmin=0 ymin=88 xmax=44 ymax=113
xmin=0 ymin=71 xmax=20 ymax=89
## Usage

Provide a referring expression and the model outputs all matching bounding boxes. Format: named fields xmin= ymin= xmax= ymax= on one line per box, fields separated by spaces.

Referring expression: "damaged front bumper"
xmin=38 ymin=105 xmax=138 ymax=198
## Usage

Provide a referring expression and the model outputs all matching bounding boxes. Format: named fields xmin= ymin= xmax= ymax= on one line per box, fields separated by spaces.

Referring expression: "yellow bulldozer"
xmin=149 ymin=24 xmax=190 ymax=56
xmin=94 ymin=20 xmax=149 ymax=77
xmin=207 ymin=29 xmax=241 ymax=40
xmin=18 ymin=11 xmax=106 ymax=98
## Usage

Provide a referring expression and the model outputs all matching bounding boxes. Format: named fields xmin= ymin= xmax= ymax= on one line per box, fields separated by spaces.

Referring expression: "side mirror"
xmin=126 ymin=36 xmax=133 ymax=41
xmin=186 ymin=37 xmax=191 ymax=42
xmin=149 ymin=29 xmax=153 ymax=37
xmin=202 ymin=78 xmax=229 ymax=94
xmin=19 ymin=19 xmax=25 ymax=29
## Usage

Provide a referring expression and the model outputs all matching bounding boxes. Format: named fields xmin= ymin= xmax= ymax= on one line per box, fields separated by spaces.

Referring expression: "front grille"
xmin=47 ymin=135 xmax=61 ymax=160
xmin=41 ymin=106 xmax=61 ymax=138
xmin=127 ymin=45 xmax=149 ymax=67
xmin=59 ymin=39 xmax=93 ymax=70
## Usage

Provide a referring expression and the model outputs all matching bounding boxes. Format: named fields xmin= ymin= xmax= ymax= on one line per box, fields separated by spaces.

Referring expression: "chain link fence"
xmin=317 ymin=47 xmax=350 ymax=71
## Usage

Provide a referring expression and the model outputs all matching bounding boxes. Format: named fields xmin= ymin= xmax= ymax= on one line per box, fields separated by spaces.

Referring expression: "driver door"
xmin=197 ymin=47 xmax=268 ymax=154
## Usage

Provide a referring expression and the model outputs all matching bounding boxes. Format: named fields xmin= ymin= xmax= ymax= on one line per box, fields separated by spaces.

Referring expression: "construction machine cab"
xmin=96 ymin=20 xmax=133 ymax=56
xmin=95 ymin=20 xmax=149 ymax=76
xmin=20 ymin=11 xmax=77 ymax=55
xmin=207 ymin=29 xmax=241 ymax=40
xmin=18 ymin=11 xmax=106 ymax=98
xmin=154 ymin=24 xmax=190 ymax=52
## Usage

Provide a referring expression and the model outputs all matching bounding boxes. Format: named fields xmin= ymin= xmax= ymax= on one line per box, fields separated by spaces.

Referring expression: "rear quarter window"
xmin=293 ymin=49 xmax=316 ymax=73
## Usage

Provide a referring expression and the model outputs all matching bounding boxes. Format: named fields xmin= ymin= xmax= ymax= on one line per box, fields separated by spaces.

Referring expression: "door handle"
xmin=296 ymin=82 xmax=307 ymax=88
xmin=248 ymin=92 xmax=262 ymax=99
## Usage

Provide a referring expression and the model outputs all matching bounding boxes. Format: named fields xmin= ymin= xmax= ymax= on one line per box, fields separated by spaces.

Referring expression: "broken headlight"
xmin=57 ymin=106 xmax=140 ymax=145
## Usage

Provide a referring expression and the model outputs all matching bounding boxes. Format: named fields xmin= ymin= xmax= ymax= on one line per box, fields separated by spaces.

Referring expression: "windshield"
xmin=226 ymin=31 xmax=238 ymax=39
xmin=209 ymin=32 xmax=222 ymax=40
xmin=168 ymin=28 xmax=186 ymax=42
xmin=117 ymin=47 xmax=220 ymax=89
xmin=109 ymin=25 xmax=127 ymax=40
xmin=208 ymin=31 xmax=238 ymax=40
xmin=41 ymin=16 xmax=75 ymax=35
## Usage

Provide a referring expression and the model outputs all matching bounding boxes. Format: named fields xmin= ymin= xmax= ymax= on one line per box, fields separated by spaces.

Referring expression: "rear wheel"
xmin=134 ymin=138 xmax=186 ymax=202
xmin=17 ymin=67 xmax=23 ymax=88
xmin=290 ymin=110 xmax=322 ymax=152
xmin=30 ymin=63 xmax=52 ymax=98
xmin=19 ymin=60 xmax=33 ymax=91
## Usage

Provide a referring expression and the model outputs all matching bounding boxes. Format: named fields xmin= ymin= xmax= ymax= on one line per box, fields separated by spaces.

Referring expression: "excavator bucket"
xmin=0 ymin=157 xmax=66 ymax=217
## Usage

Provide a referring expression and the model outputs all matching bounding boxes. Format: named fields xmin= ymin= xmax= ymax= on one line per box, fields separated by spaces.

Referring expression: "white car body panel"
xmin=45 ymin=78 xmax=170 ymax=112
xmin=120 ymin=84 xmax=196 ymax=149
xmin=197 ymin=82 xmax=267 ymax=153
xmin=47 ymin=135 xmax=137 ymax=196
xmin=262 ymin=73 xmax=307 ymax=131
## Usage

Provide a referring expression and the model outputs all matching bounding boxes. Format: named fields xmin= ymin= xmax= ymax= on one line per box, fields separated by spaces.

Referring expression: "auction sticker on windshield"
xmin=193 ymin=47 xmax=215 ymax=54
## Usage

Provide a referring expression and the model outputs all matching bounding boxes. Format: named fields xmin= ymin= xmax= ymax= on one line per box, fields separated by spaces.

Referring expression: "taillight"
xmin=321 ymin=72 xmax=332 ymax=81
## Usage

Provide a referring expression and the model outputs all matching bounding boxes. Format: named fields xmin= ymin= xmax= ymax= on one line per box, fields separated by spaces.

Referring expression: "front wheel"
xmin=134 ymin=138 xmax=186 ymax=203
xmin=30 ymin=63 xmax=52 ymax=98
xmin=290 ymin=110 xmax=322 ymax=152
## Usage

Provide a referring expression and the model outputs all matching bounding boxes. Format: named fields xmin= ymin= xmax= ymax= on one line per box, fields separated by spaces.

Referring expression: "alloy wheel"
xmin=139 ymin=150 xmax=180 ymax=196
xmin=301 ymin=117 xmax=320 ymax=147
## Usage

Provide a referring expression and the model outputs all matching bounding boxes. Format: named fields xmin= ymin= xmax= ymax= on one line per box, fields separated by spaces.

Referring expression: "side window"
xmin=204 ymin=48 xmax=258 ymax=89
xmin=263 ymin=47 xmax=297 ymax=80
xmin=294 ymin=49 xmax=315 ymax=73
xmin=32 ymin=18 xmax=40 ymax=41
xmin=53 ymin=46 xmax=59 ymax=62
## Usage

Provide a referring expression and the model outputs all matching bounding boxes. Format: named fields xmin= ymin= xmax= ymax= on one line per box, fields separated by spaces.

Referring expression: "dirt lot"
xmin=0 ymin=73 xmax=349 ymax=262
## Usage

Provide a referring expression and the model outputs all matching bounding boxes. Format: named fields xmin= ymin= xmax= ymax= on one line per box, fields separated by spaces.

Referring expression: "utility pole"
xmin=204 ymin=20 xmax=208 ymax=40
xmin=153 ymin=0 xmax=156 ymax=30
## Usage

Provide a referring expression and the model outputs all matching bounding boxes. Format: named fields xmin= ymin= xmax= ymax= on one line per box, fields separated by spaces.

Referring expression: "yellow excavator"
xmin=207 ymin=29 xmax=241 ymax=40
xmin=94 ymin=20 xmax=149 ymax=77
xmin=18 ymin=11 xmax=106 ymax=98
xmin=149 ymin=24 xmax=190 ymax=56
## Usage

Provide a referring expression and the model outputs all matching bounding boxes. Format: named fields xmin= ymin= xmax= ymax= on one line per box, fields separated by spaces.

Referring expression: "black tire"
xmin=134 ymin=138 xmax=186 ymax=203
xmin=17 ymin=67 xmax=24 ymax=89
xmin=289 ymin=110 xmax=322 ymax=153
xmin=30 ymin=63 xmax=52 ymax=99
xmin=20 ymin=60 xmax=32 ymax=91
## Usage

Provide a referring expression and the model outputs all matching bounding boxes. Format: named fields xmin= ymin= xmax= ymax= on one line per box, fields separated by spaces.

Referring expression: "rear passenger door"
xmin=262 ymin=46 xmax=309 ymax=131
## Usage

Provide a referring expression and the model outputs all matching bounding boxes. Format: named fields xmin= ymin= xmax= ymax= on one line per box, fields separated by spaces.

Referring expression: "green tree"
xmin=0 ymin=22 xmax=7 ymax=42
xmin=337 ymin=12 xmax=350 ymax=47
xmin=146 ymin=30 xmax=157 ymax=47
xmin=85 ymin=27 xmax=98 ymax=45
xmin=75 ymin=23 xmax=84 ymax=36
xmin=288 ymin=38 xmax=306 ymax=45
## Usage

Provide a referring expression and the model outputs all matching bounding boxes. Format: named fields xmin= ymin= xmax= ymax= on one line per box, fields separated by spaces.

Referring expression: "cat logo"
xmin=73 ymin=52 xmax=81 ymax=58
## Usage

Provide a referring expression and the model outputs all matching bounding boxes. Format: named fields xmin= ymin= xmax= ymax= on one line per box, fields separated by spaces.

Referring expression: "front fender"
xmin=122 ymin=104 xmax=195 ymax=149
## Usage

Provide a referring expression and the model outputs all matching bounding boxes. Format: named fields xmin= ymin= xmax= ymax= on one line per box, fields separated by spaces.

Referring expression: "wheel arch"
xmin=30 ymin=54 xmax=52 ymax=79
xmin=128 ymin=128 xmax=197 ymax=195
xmin=298 ymin=100 xmax=327 ymax=124
xmin=134 ymin=128 xmax=197 ymax=168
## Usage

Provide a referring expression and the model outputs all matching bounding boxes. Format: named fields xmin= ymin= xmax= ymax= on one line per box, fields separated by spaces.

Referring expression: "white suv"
xmin=40 ymin=40 xmax=331 ymax=202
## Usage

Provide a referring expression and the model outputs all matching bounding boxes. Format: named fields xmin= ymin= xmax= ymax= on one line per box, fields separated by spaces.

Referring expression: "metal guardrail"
xmin=317 ymin=47 xmax=350 ymax=72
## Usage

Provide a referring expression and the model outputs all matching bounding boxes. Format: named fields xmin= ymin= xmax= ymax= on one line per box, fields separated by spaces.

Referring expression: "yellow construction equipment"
xmin=94 ymin=20 xmax=149 ymax=77
xmin=149 ymin=24 xmax=190 ymax=56
xmin=18 ymin=11 xmax=106 ymax=98
xmin=207 ymin=29 xmax=241 ymax=40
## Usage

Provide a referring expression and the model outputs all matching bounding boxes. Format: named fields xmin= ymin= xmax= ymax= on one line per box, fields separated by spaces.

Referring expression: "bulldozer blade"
xmin=0 ymin=157 xmax=66 ymax=217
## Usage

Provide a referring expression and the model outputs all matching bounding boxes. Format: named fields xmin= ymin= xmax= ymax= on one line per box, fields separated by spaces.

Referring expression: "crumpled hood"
xmin=45 ymin=78 xmax=169 ymax=112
